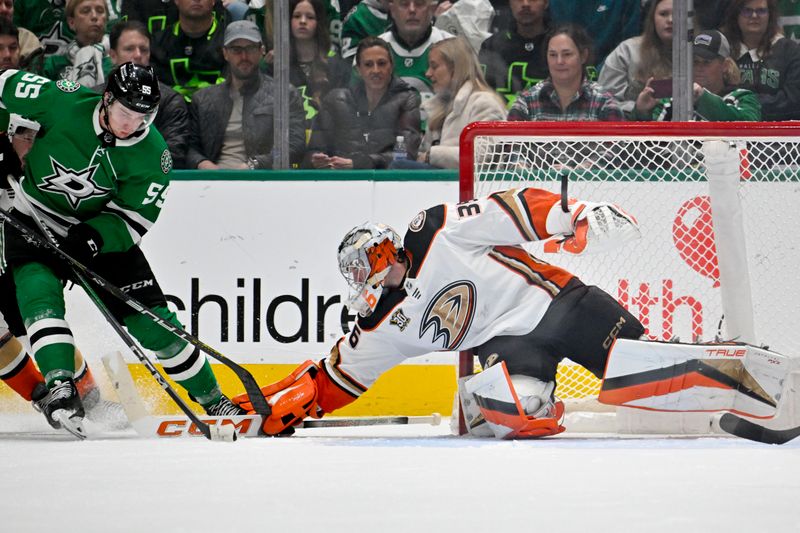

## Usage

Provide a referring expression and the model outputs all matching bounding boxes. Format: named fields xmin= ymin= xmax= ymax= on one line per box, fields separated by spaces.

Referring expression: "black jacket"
xmin=734 ymin=37 xmax=800 ymax=121
xmin=186 ymin=72 xmax=306 ymax=169
xmin=303 ymin=76 xmax=421 ymax=169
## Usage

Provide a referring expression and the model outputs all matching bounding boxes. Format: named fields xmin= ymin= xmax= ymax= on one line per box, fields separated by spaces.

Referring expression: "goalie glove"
xmin=232 ymin=360 xmax=322 ymax=436
xmin=544 ymin=201 xmax=641 ymax=255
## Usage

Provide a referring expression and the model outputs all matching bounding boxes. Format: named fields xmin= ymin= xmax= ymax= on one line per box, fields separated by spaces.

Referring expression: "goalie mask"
xmin=337 ymin=222 xmax=402 ymax=317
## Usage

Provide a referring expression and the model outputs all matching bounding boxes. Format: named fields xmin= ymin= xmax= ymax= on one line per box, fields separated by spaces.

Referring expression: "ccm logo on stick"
xmin=156 ymin=418 xmax=253 ymax=437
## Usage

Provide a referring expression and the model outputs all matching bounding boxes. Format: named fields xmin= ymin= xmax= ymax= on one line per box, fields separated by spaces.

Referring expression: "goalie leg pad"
xmin=599 ymin=339 xmax=795 ymax=418
xmin=464 ymin=361 xmax=565 ymax=439
xmin=232 ymin=360 xmax=322 ymax=435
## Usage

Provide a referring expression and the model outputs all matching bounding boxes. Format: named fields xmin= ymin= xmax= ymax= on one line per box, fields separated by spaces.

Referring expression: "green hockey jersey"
xmin=341 ymin=0 xmax=391 ymax=59
xmin=0 ymin=70 xmax=173 ymax=253
xmin=378 ymin=26 xmax=453 ymax=103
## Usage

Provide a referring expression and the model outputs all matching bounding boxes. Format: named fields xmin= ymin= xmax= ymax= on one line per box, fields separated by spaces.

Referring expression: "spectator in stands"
xmin=187 ymin=20 xmax=305 ymax=170
xmin=721 ymin=0 xmax=800 ymax=120
xmin=599 ymin=0 xmax=673 ymax=119
xmin=341 ymin=0 xmax=391 ymax=59
xmin=393 ymin=36 xmax=505 ymax=169
xmin=303 ymin=36 xmax=421 ymax=169
xmin=122 ymin=0 xmax=230 ymax=34
xmin=508 ymin=24 xmax=624 ymax=121
xmin=0 ymin=19 xmax=20 ymax=69
xmin=479 ymin=0 xmax=551 ymax=108
xmin=151 ymin=0 xmax=228 ymax=101
xmin=0 ymin=0 xmax=41 ymax=65
xmin=549 ymin=0 xmax=641 ymax=72
xmin=266 ymin=0 xmax=352 ymax=131
xmin=634 ymin=30 xmax=761 ymax=120
xmin=41 ymin=0 xmax=113 ymax=86
xmin=13 ymin=0 xmax=70 ymax=57
xmin=379 ymin=0 xmax=453 ymax=104
xmin=99 ymin=20 xmax=190 ymax=169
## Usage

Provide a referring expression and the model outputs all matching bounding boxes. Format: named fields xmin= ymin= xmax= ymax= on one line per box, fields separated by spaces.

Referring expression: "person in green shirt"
xmin=41 ymin=0 xmax=114 ymax=86
xmin=0 ymin=63 xmax=244 ymax=435
xmin=634 ymin=30 xmax=761 ymax=121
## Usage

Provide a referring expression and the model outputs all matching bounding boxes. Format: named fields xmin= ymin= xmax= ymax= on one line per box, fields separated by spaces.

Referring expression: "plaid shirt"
xmin=507 ymin=79 xmax=625 ymax=122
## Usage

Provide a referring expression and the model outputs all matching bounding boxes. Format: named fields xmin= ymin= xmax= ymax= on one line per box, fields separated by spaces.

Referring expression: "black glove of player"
xmin=63 ymin=223 xmax=103 ymax=264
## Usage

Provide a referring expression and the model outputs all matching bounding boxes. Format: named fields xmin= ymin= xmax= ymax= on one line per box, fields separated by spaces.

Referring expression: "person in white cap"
xmin=187 ymin=20 xmax=306 ymax=170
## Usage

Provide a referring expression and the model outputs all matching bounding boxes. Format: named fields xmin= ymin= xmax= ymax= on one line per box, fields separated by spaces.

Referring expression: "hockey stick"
xmin=6 ymin=186 xmax=232 ymax=442
xmin=718 ymin=413 xmax=800 ymax=445
xmin=103 ymin=351 xmax=441 ymax=438
xmin=0 ymin=204 xmax=271 ymax=417
xmin=717 ymin=370 xmax=800 ymax=445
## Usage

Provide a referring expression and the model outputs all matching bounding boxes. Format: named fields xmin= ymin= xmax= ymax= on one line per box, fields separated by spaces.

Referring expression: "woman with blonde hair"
xmin=599 ymin=0 xmax=673 ymax=119
xmin=394 ymin=36 xmax=506 ymax=169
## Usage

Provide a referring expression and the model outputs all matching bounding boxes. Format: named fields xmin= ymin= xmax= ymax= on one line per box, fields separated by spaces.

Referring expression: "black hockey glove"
xmin=63 ymin=223 xmax=103 ymax=264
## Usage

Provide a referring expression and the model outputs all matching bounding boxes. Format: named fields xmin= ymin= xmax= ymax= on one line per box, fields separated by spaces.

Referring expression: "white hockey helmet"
xmin=7 ymin=113 xmax=40 ymax=138
xmin=337 ymin=222 xmax=402 ymax=317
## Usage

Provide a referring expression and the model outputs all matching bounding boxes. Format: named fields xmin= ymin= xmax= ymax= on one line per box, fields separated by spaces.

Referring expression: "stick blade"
xmin=719 ymin=412 xmax=800 ymax=445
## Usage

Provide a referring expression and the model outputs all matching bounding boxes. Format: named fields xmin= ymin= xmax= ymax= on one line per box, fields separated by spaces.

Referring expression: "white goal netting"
xmin=460 ymin=121 xmax=800 ymax=401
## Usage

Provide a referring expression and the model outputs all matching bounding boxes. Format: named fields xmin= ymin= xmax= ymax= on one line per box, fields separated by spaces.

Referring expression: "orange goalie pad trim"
xmin=598 ymin=371 xmax=734 ymax=407
xmin=479 ymin=400 xmax=566 ymax=439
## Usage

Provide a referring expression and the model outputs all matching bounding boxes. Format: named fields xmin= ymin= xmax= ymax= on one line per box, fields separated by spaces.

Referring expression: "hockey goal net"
xmin=459 ymin=121 xmax=800 ymax=408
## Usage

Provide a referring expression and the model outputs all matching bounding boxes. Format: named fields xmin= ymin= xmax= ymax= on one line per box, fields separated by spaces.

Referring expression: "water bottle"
xmin=392 ymin=135 xmax=407 ymax=162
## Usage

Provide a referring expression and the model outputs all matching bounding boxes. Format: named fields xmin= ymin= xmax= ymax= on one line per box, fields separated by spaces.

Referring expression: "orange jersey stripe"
xmin=490 ymin=188 xmax=560 ymax=241
xmin=489 ymin=245 xmax=574 ymax=296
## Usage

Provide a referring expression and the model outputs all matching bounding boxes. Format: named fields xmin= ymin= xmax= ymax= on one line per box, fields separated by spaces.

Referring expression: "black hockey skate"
xmin=31 ymin=382 xmax=59 ymax=429
xmin=205 ymin=395 xmax=247 ymax=417
xmin=34 ymin=379 xmax=87 ymax=439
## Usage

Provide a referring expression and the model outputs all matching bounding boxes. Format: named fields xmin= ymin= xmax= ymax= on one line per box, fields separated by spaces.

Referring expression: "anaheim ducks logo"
xmin=419 ymin=281 xmax=476 ymax=350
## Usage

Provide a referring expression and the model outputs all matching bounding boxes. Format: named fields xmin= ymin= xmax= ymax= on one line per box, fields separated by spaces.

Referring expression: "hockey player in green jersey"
xmin=0 ymin=62 xmax=244 ymax=433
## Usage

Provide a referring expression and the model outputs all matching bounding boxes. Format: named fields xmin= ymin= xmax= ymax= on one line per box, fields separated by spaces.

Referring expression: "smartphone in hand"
xmin=650 ymin=79 xmax=673 ymax=98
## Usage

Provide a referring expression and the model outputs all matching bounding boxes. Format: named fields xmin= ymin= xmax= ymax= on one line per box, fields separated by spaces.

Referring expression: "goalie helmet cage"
xmin=458 ymin=121 xmax=800 ymax=434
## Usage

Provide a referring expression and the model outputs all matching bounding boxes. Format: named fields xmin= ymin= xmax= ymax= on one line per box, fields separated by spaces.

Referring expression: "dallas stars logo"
xmin=40 ymin=157 xmax=110 ymax=209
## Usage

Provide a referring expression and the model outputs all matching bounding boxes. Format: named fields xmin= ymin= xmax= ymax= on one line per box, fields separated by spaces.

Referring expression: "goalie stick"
xmin=0 ymin=204 xmax=270 ymax=418
xmin=103 ymin=351 xmax=441 ymax=438
xmin=8 ymin=184 xmax=235 ymax=442
xmin=717 ymin=371 xmax=800 ymax=445
xmin=718 ymin=414 xmax=800 ymax=445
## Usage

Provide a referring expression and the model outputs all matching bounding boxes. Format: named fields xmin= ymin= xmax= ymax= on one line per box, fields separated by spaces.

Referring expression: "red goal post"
xmin=458 ymin=121 xmax=800 ymax=412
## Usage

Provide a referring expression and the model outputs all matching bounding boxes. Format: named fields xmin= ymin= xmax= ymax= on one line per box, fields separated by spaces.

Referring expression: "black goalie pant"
xmin=473 ymin=278 xmax=645 ymax=383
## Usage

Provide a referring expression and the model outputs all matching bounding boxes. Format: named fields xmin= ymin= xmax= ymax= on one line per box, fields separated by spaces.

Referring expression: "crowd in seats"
xmin=304 ymin=36 xmax=421 ymax=169
xmin=4 ymin=0 xmax=800 ymax=171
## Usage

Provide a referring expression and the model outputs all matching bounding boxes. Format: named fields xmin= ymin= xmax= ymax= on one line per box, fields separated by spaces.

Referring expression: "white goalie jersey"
xmin=321 ymin=188 xmax=591 ymax=400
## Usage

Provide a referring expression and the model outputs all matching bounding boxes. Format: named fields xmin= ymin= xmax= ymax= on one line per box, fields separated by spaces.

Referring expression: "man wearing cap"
xmin=633 ymin=29 xmax=761 ymax=121
xmin=150 ymin=0 xmax=227 ymax=101
xmin=186 ymin=20 xmax=305 ymax=170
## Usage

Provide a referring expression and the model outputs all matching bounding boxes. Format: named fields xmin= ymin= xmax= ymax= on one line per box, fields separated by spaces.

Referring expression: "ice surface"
xmin=1 ymin=415 xmax=799 ymax=533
